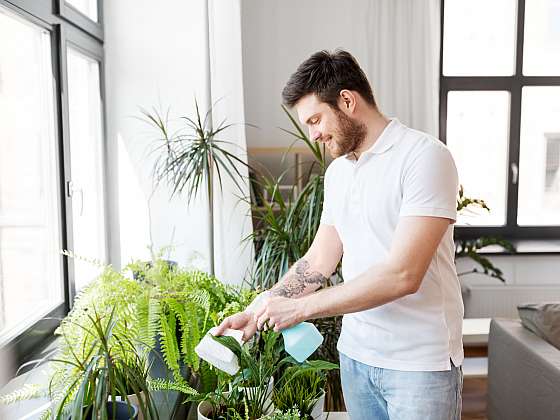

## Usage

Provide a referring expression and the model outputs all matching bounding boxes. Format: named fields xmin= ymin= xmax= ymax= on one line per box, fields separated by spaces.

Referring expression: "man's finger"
xmin=214 ymin=317 xmax=232 ymax=336
xmin=242 ymin=323 xmax=258 ymax=342
xmin=256 ymin=312 xmax=270 ymax=331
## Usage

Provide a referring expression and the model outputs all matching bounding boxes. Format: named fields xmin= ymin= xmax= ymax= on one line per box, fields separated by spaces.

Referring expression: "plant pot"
xmin=310 ymin=390 xmax=326 ymax=420
xmin=197 ymin=400 xmax=274 ymax=420
xmin=76 ymin=401 xmax=139 ymax=420
xmin=238 ymin=376 xmax=274 ymax=406
xmin=106 ymin=401 xmax=139 ymax=420
xmin=116 ymin=392 xmax=146 ymax=420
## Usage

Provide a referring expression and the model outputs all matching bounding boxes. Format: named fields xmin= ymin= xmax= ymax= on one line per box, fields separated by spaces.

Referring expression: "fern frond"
xmin=0 ymin=383 xmax=44 ymax=405
xmin=159 ymin=309 xmax=181 ymax=379
xmin=147 ymin=377 xmax=197 ymax=395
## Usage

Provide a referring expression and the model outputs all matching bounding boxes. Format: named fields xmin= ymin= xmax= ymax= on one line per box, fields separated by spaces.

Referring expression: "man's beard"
xmin=328 ymin=110 xmax=368 ymax=158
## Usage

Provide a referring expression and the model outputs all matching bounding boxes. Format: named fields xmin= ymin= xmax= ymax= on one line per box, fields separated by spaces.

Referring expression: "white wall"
xmin=104 ymin=0 xmax=252 ymax=283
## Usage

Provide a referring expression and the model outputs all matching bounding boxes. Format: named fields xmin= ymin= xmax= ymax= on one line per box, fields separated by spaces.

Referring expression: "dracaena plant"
xmin=48 ymin=308 xmax=157 ymax=420
xmin=139 ymin=100 xmax=252 ymax=276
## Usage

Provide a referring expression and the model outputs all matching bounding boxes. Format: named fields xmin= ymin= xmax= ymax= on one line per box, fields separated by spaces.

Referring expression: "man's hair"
xmin=282 ymin=49 xmax=376 ymax=109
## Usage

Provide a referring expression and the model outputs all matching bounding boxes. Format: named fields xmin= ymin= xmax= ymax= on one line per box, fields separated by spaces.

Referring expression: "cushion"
xmin=517 ymin=303 xmax=560 ymax=350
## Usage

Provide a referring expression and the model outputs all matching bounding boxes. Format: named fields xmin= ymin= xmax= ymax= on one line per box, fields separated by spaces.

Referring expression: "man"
xmin=216 ymin=50 xmax=464 ymax=420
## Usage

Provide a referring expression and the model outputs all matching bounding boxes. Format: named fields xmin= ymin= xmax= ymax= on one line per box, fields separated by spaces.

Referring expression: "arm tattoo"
xmin=270 ymin=259 xmax=328 ymax=298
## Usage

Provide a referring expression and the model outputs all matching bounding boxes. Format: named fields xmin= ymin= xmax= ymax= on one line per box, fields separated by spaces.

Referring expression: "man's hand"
xmin=253 ymin=296 xmax=305 ymax=332
xmin=214 ymin=311 xmax=257 ymax=342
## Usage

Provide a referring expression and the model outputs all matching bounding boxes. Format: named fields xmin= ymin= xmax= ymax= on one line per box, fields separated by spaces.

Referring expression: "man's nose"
xmin=311 ymin=130 xmax=322 ymax=142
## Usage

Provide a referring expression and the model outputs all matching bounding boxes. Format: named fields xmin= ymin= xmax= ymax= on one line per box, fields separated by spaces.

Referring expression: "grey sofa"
xmin=488 ymin=318 xmax=560 ymax=420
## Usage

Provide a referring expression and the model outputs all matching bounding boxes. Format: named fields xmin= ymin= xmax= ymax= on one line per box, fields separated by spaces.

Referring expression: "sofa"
xmin=487 ymin=318 xmax=560 ymax=420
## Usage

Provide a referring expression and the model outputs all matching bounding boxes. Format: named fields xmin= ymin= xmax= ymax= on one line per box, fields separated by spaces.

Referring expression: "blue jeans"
xmin=340 ymin=352 xmax=463 ymax=420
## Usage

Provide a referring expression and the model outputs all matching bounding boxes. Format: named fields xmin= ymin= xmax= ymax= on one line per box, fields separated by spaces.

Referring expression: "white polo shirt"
xmin=321 ymin=118 xmax=464 ymax=371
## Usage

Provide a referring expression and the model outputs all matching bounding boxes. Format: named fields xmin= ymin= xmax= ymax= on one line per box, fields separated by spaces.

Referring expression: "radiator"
xmin=462 ymin=285 xmax=560 ymax=318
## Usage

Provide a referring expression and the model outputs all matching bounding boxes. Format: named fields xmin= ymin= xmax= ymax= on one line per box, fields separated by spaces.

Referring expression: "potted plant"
xmin=131 ymin=258 xmax=255 ymax=397
xmin=49 ymin=308 xmax=157 ymax=420
xmin=139 ymin=100 xmax=252 ymax=277
xmin=187 ymin=330 xmax=283 ymax=419
xmin=272 ymin=363 xmax=338 ymax=420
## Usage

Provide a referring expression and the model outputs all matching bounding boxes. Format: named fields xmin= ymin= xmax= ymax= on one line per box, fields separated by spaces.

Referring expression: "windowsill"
xmin=472 ymin=239 xmax=560 ymax=255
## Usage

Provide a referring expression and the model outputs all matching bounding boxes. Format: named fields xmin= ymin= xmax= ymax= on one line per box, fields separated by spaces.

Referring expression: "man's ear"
xmin=339 ymin=90 xmax=357 ymax=112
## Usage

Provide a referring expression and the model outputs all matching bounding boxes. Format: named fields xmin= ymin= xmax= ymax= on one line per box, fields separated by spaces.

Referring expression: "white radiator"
xmin=462 ymin=285 xmax=560 ymax=318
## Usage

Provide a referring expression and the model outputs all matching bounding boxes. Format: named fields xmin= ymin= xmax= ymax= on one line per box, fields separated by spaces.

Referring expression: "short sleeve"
xmin=320 ymin=164 xmax=335 ymax=225
xmin=399 ymin=141 xmax=459 ymax=222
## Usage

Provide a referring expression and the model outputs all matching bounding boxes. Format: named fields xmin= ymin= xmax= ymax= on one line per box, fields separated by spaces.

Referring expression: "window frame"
xmin=439 ymin=0 xmax=560 ymax=241
xmin=0 ymin=0 xmax=107 ymax=369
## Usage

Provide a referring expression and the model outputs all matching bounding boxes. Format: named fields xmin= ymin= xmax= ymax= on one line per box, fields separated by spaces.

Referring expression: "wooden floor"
xmin=461 ymin=377 xmax=488 ymax=420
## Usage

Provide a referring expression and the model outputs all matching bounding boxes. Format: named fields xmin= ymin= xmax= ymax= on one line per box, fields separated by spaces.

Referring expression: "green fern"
xmin=159 ymin=310 xmax=181 ymax=380
xmin=147 ymin=377 xmax=197 ymax=395
xmin=0 ymin=383 xmax=43 ymax=405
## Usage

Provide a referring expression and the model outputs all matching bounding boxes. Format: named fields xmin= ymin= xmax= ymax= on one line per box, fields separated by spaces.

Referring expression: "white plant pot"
xmin=310 ymin=390 xmax=326 ymax=420
xmin=238 ymin=376 xmax=274 ymax=407
xmin=198 ymin=400 xmax=274 ymax=420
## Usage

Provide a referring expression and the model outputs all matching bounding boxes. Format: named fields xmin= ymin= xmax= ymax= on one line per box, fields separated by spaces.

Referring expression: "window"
xmin=0 ymin=6 xmax=64 ymax=347
xmin=67 ymin=46 xmax=107 ymax=292
xmin=0 ymin=0 xmax=106 ymax=365
xmin=65 ymin=0 xmax=98 ymax=22
xmin=440 ymin=0 xmax=560 ymax=239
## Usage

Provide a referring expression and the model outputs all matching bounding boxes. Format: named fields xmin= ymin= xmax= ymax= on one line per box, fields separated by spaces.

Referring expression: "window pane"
xmin=443 ymin=0 xmax=517 ymax=76
xmin=446 ymin=91 xmax=510 ymax=226
xmin=67 ymin=47 xmax=106 ymax=291
xmin=65 ymin=0 xmax=98 ymax=22
xmin=0 ymin=7 xmax=63 ymax=345
xmin=523 ymin=0 xmax=560 ymax=75
xmin=518 ymin=87 xmax=560 ymax=225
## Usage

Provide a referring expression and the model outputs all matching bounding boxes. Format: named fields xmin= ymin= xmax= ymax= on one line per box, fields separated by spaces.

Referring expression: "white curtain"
xmin=364 ymin=0 xmax=441 ymax=136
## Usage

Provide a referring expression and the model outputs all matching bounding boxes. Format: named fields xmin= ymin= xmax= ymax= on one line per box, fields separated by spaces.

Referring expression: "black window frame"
xmin=439 ymin=0 xmax=560 ymax=241
xmin=0 ymin=0 xmax=107 ymax=371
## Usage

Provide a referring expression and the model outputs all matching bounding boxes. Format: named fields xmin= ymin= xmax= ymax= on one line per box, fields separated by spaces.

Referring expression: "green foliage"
xmin=47 ymin=308 xmax=158 ymax=420
xmin=146 ymin=378 xmax=197 ymax=395
xmin=273 ymin=359 xmax=338 ymax=419
xmin=455 ymin=237 xmax=516 ymax=282
xmin=456 ymin=185 xmax=490 ymax=213
xmin=2 ymin=253 xmax=249 ymax=416
xmin=454 ymin=186 xmax=516 ymax=282
xmin=188 ymin=330 xmax=283 ymax=419
xmin=267 ymin=408 xmax=301 ymax=420
xmin=247 ymin=106 xmax=327 ymax=291
xmin=139 ymin=100 xmax=249 ymax=203
xmin=0 ymin=384 xmax=43 ymax=405
xmin=132 ymin=260 xmax=241 ymax=387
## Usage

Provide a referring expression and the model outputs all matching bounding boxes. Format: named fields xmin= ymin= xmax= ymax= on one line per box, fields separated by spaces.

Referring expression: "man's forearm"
xmin=299 ymin=261 xmax=416 ymax=320
xmin=269 ymin=258 xmax=329 ymax=298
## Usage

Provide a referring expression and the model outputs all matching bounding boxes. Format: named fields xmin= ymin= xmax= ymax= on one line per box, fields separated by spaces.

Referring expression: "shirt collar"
xmin=363 ymin=117 xmax=400 ymax=155
xmin=345 ymin=118 xmax=400 ymax=161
